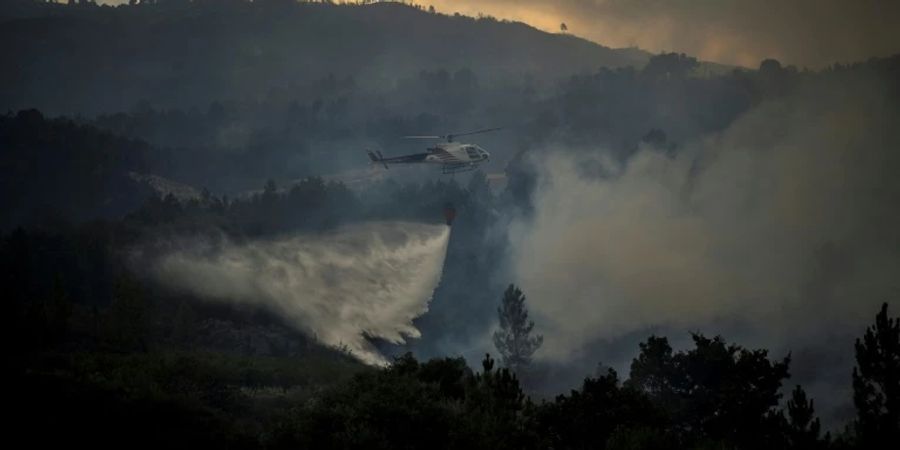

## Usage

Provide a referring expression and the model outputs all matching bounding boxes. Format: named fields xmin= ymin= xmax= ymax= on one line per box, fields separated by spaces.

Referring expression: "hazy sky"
xmin=93 ymin=1 xmax=899 ymax=68
xmin=421 ymin=0 xmax=900 ymax=68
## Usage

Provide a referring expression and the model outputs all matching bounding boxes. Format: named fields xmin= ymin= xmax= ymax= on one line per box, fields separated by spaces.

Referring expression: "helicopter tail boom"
xmin=367 ymin=149 xmax=433 ymax=168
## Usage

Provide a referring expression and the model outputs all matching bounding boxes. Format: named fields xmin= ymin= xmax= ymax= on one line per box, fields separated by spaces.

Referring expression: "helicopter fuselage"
xmin=423 ymin=142 xmax=490 ymax=164
xmin=366 ymin=127 xmax=498 ymax=173
xmin=367 ymin=142 xmax=490 ymax=173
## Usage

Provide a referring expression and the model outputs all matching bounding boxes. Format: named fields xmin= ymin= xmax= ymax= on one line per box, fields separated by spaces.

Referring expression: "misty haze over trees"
xmin=4 ymin=0 xmax=900 ymax=448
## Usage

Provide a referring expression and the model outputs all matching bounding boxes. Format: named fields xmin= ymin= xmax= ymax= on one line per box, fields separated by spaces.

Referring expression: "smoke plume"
xmin=152 ymin=222 xmax=451 ymax=365
xmin=511 ymin=73 xmax=900 ymax=422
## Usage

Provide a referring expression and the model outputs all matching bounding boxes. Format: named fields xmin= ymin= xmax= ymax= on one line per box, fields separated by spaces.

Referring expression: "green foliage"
xmin=784 ymin=385 xmax=825 ymax=450
xmin=271 ymin=352 xmax=536 ymax=450
xmin=852 ymin=302 xmax=900 ymax=447
xmin=13 ymin=347 xmax=363 ymax=449
xmin=66 ymin=350 xmax=363 ymax=400
xmin=8 ymin=176 xmax=896 ymax=449
xmin=627 ymin=334 xmax=791 ymax=447
xmin=493 ymin=284 xmax=543 ymax=373
xmin=2 ymin=0 xmax=647 ymax=117
xmin=642 ymin=52 xmax=700 ymax=80
xmin=460 ymin=353 xmax=538 ymax=448
xmin=8 ymin=285 xmax=896 ymax=449
xmin=5 ymin=4 xmax=897 ymax=448
xmin=539 ymin=368 xmax=670 ymax=450
xmin=0 ymin=110 xmax=153 ymax=229
xmin=124 ymin=174 xmax=470 ymax=238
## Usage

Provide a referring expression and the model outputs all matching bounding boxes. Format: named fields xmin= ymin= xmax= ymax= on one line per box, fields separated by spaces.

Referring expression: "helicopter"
xmin=366 ymin=127 xmax=500 ymax=174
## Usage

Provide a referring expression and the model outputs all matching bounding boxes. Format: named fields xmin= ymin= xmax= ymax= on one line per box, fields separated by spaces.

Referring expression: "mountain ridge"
xmin=0 ymin=1 xmax=652 ymax=115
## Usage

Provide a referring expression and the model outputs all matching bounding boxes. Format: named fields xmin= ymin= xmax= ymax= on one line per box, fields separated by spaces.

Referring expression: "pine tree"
xmin=786 ymin=385 xmax=823 ymax=449
xmin=852 ymin=302 xmax=900 ymax=447
xmin=492 ymin=284 xmax=543 ymax=372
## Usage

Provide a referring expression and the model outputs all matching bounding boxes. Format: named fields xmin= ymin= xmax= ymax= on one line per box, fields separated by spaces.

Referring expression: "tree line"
xmin=7 ymin=206 xmax=896 ymax=449
xmin=272 ymin=292 xmax=899 ymax=449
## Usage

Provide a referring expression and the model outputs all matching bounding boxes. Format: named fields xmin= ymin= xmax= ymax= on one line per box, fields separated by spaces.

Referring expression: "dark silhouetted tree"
xmin=628 ymin=334 xmax=790 ymax=447
xmin=560 ymin=22 xmax=567 ymax=33
xmin=538 ymin=368 xmax=669 ymax=450
xmin=463 ymin=352 xmax=536 ymax=448
xmin=642 ymin=52 xmax=699 ymax=80
xmin=482 ymin=352 xmax=494 ymax=372
xmin=785 ymin=385 xmax=824 ymax=449
xmin=759 ymin=58 xmax=784 ymax=75
xmin=852 ymin=302 xmax=900 ymax=447
xmin=493 ymin=284 xmax=543 ymax=373
xmin=274 ymin=352 xmax=537 ymax=450
xmin=757 ymin=58 xmax=794 ymax=95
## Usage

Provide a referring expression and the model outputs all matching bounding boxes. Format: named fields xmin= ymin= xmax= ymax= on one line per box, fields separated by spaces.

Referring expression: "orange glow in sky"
xmin=95 ymin=0 xmax=900 ymax=68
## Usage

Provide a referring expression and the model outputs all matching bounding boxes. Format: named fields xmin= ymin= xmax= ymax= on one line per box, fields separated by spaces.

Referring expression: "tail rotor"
xmin=367 ymin=149 xmax=389 ymax=169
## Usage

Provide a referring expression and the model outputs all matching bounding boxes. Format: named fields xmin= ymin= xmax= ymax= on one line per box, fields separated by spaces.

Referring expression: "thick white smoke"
xmin=510 ymin=75 xmax=900 ymax=422
xmin=152 ymin=221 xmax=450 ymax=365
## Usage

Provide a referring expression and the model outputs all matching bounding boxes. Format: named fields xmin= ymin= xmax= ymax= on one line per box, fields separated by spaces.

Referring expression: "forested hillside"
xmin=0 ymin=0 xmax=647 ymax=115
xmin=4 ymin=1 xmax=900 ymax=448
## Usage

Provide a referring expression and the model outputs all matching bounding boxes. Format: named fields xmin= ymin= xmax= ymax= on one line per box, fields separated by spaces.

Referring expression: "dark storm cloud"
xmin=425 ymin=0 xmax=900 ymax=67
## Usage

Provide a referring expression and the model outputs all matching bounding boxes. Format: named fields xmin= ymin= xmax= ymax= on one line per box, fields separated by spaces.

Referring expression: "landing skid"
xmin=441 ymin=164 xmax=476 ymax=175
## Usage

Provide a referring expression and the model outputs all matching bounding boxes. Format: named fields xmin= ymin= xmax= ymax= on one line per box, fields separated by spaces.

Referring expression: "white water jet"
xmin=153 ymin=221 xmax=451 ymax=365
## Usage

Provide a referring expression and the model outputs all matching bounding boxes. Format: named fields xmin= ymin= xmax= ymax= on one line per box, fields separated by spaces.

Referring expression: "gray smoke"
xmin=511 ymin=72 xmax=900 ymax=423
xmin=152 ymin=221 xmax=451 ymax=365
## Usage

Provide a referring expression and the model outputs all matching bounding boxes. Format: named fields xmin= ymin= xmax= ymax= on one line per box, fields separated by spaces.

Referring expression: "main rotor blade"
xmin=402 ymin=135 xmax=443 ymax=139
xmin=448 ymin=127 xmax=502 ymax=138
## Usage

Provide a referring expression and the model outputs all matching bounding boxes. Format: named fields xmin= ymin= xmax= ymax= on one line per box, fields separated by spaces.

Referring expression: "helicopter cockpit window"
xmin=466 ymin=146 xmax=480 ymax=159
